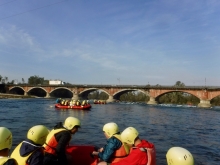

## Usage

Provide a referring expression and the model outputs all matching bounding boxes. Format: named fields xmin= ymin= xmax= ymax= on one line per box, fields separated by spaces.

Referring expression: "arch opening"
xmin=79 ymin=89 xmax=109 ymax=100
xmin=157 ymin=91 xmax=200 ymax=105
xmin=9 ymin=87 xmax=25 ymax=95
xmin=210 ymin=95 xmax=220 ymax=106
xmin=28 ymin=88 xmax=47 ymax=97
xmin=50 ymin=88 xmax=73 ymax=98
xmin=114 ymin=90 xmax=149 ymax=102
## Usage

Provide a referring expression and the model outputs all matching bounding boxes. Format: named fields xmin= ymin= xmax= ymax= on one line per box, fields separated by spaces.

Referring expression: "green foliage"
xmin=211 ymin=96 xmax=220 ymax=106
xmin=28 ymin=75 xmax=44 ymax=85
xmin=88 ymin=91 xmax=108 ymax=100
xmin=9 ymin=80 xmax=15 ymax=84
xmin=43 ymin=80 xmax=49 ymax=85
xmin=22 ymin=78 xmax=25 ymax=84
xmin=174 ymin=81 xmax=185 ymax=87
xmin=120 ymin=91 xmax=149 ymax=102
xmin=158 ymin=92 xmax=200 ymax=105
xmin=4 ymin=77 xmax=8 ymax=83
xmin=158 ymin=81 xmax=198 ymax=105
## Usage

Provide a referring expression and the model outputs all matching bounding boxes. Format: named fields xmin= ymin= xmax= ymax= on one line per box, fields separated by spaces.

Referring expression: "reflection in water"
xmin=0 ymin=99 xmax=219 ymax=165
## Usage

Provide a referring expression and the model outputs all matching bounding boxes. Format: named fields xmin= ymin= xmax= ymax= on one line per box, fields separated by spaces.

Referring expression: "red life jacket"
xmin=133 ymin=144 xmax=156 ymax=165
xmin=44 ymin=128 xmax=68 ymax=155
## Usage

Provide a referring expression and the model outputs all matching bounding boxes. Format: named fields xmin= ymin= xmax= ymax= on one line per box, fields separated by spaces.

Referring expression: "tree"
xmin=28 ymin=75 xmax=44 ymax=85
xmin=22 ymin=78 xmax=25 ymax=84
xmin=0 ymin=75 xmax=2 ymax=82
xmin=174 ymin=81 xmax=185 ymax=87
xmin=10 ymin=80 xmax=15 ymax=84
xmin=43 ymin=80 xmax=49 ymax=85
xmin=3 ymin=77 xmax=8 ymax=83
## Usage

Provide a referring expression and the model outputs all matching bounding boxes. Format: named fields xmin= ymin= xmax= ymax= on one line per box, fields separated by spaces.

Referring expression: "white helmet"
xmin=63 ymin=117 xmax=81 ymax=130
xmin=103 ymin=122 xmax=119 ymax=137
xmin=121 ymin=127 xmax=139 ymax=145
xmin=0 ymin=127 xmax=12 ymax=150
xmin=27 ymin=125 xmax=50 ymax=145
xmin=166 ymin=147 xmax=194 ymax=165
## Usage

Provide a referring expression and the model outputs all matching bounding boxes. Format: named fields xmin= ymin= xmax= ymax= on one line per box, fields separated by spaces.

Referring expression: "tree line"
xmin=0 ymin=75 xmax=61 ymax=85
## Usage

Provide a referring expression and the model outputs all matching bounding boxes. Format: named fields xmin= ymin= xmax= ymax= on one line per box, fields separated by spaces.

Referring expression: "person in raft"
xmin=0 ymin=127 xmax=18 ymax=165
xmin=105 ymin=127 xmax=156 ymax=165
xmin=11 ymin=125 xmax=49 ymax=165
xmin=166 ymin=147 xmax=194 ymax=165
xmin=91 ymin=122 xmax=129 ymax=164
xmin=43 ymin=116 xmax=81 ymax=165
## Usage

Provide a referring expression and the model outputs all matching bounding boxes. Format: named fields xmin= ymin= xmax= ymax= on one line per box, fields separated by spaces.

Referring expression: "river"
xmin=0 ymin=98 xmax=219 ymax=165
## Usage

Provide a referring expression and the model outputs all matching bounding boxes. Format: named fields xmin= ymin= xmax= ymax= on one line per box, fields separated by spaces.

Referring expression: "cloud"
xmin=0 ymin=25 xmax=42 ymax=55
xmin=1 ymin=0 xmax=220 ymax=85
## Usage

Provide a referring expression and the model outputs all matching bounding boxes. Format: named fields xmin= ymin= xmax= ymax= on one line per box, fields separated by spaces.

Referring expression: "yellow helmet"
xmin=63 ymin=117 xmax=81 ymax=130
xmin=121 ymin=127 xmax=139 ymax=145
xmin=103 ymin=122 xmax=119 ymax=137
xmin=0 ymin=127 xmax=12 ymax=150
xmin=27 ymin=125 xmax=49 ymax=145
xmin=166 ymin=147 xmax=194 ymax=165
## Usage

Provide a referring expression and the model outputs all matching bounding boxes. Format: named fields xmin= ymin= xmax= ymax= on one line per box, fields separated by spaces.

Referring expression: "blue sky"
xmin=0 ymin=0 xmax=220 ymax=86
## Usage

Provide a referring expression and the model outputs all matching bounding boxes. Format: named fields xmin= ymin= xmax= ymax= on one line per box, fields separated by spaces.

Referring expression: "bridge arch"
xmin=210 ymin=95 xmax=220 ymax=106
xmin=113 ymin=89 xmax=148 ymax=101
xmin=9 ymin=86 xmax=25 ymax=95
xmin=50 ymin=87 xmax=74 ymax=98
xmin=27 ymin=87 xmax=47 ymax=93
xmin=155 ymin=90 xmax=200 ymax=101
xmin=209 ymin=92 xmax=220 ymax=100
xmin=148 ymin=88 xmax=213 ymax=107
xmin=79 ymin=88 xmax=110 ymax=100
xmin=27 ymin=87 xmax=48 ymax=97
xmin=49 ymin=87 xmax=73 ymax=94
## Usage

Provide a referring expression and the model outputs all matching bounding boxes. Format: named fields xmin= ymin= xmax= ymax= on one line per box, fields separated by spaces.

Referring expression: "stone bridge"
xmin=7 ymin=84 xmax=220 ymax=108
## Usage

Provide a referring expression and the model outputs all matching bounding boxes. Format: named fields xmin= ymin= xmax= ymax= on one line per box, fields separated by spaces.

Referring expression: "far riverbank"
xmin=0 ymin=93 xmax=36 ymax=99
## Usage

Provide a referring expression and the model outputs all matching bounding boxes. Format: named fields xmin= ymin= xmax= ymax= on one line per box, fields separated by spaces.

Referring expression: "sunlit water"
xmin=0 ymin=99 xmax=219 ymax=165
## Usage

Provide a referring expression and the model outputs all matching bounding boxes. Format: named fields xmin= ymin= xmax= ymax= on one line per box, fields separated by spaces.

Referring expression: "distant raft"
xmin=93 ymin=100 xmax=106 ymax=104
xmin=55 ymin=103 xmax=92 ymax=110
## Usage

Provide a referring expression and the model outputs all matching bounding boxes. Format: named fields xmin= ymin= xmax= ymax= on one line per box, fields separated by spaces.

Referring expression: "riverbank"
xmin=0 ymin=93 xmax=36 ymax=99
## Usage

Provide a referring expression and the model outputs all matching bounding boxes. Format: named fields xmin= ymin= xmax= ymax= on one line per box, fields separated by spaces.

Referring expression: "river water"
xmin=0 ymin=98 xmax=219 ymax=165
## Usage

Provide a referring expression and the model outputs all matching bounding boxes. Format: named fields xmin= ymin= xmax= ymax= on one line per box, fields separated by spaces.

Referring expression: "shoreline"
xmin=0 ymin=93 xmax=36 ymax=99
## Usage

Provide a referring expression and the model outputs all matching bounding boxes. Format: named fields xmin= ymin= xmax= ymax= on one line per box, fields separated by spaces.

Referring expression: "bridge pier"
xmin=147 ymin=97 xmax=158 ymax=105
xmin=198 ymin=100 xmax=211 ymax=108
xmin=106 ymin=96 xmax=115 ymax=103
xmin=24 ymin=92 xmax=28 ymax=96
xmin=45 ymin=92 xmax=50 ymax=98
xmin=72 ymin=94 xmax=79 ymax=100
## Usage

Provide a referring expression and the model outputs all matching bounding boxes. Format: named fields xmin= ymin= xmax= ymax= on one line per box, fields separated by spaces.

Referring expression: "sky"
xmin=0 ymin=0 xmax=220 ymax=86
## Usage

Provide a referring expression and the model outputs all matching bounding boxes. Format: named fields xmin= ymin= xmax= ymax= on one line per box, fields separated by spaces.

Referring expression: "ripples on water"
xmin=0 ymin=99 xmax=220 ymax=165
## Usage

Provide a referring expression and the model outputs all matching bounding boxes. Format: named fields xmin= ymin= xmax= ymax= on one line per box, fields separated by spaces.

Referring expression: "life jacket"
xmin=0 ymin=157 xmax=11 ymax=165
xmin=110 ymin=134 xmax=130 ymax=163
xmin=82 ymin=101 xmax=86 ymax=106
xmin=44 ymin=128 xmax=68 ymax=155
xmin=133 ymin=144 xmax=156 ymax=165
xmin=11 ymin=141 xmax=43 ymax=165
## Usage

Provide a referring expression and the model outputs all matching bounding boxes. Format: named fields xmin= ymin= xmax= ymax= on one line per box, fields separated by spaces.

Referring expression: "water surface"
xmin=0 ymin=99 xmax=219 ymax=165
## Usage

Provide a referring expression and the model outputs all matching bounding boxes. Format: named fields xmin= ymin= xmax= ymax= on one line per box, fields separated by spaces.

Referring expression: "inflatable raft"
xmin=55 ymin=103 xmax=92 ymax=110
xmin=94 ymin=101 xmax=106 ymax=104
xmin=66 ymin=145 xmax=98 ymax=165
